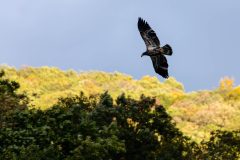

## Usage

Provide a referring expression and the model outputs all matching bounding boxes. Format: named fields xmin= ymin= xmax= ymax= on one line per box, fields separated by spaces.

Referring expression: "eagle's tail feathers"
xmin=161 ymin=44 xmax=173 ymax=56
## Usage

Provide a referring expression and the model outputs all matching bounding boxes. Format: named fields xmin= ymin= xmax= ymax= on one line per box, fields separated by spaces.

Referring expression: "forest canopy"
xmin=1 ymin=65 xmax=240 ymax=143
xmin=0 ymin=71 xmax=240 ymax=159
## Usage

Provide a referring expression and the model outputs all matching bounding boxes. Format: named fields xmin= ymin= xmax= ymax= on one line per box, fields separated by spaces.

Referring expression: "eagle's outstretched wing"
xmin=138 ymin=18 xmax=160 ymax=50
xmin=150 ymin=54 xmax=169 ymax=78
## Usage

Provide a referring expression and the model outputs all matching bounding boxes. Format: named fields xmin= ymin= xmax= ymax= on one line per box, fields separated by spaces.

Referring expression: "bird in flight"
xmin=138 ymin=17 xmax=172 ymax=78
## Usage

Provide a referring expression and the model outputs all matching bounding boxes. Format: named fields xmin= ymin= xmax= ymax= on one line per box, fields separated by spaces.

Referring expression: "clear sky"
xmin=1 ymin=0 xmax=240 ymax=91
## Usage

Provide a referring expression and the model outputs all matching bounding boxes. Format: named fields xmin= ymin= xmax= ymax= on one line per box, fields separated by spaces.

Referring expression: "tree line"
xmin=0 ymin=70 xmax=240 ymax=159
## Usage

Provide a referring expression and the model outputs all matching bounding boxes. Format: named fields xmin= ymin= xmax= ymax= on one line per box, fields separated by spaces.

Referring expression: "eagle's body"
xmin=138 ymin=18 xmax=172 ymax=78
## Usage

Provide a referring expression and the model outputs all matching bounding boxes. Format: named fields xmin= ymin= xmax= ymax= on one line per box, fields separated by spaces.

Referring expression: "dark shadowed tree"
xmin=0 ymin=70 xmax=28 ymax=128
xmin=0 ymin=82 xmax=239 ymax=159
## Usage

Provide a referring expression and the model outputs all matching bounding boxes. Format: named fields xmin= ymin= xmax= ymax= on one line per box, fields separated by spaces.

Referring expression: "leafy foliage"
xmin=0 ymin=70 xmax=28 ymax=128
xmin=198 ymin=130 xmax=240 ymax=159
xmin=0 ymin=92 xmax=195 ymax=159
xmin=1 ymin=65 xmax=240 ymax=142
xmin=0 ymin=74 xmax=239 ymax=159
xmin=0 ymin=66 xmax=184 ymax=109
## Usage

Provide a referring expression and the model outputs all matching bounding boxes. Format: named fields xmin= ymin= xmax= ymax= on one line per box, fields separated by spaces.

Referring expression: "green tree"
xmin=199 ymin=130 xmax=240 ymax=160
xmin=0 ymin=81 xmax=239 ymax=159
xmin=0 ymin=70 xmax=28 ymax=127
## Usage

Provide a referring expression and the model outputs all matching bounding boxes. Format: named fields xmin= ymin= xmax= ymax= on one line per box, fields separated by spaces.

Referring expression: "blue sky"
xmin=1 ymin=0 xmax=240 ymax=91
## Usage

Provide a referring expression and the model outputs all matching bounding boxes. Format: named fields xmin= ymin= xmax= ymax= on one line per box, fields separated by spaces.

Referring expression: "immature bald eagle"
xmin=138 ymin=17 xmax=172 ymax=78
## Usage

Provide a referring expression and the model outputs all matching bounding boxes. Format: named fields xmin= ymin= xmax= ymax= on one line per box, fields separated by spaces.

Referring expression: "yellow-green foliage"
xmin=0 ymin=66 xmax=184 ymax=109
xmin=1 ymin=65 xmax=240 ymax=142
xmin=169 ymin=91 xmax=240 ymax=142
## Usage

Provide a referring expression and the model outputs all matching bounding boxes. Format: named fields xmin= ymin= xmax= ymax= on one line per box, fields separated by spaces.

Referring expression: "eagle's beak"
xmin=141 ymin=52 xmax=148 ymax=57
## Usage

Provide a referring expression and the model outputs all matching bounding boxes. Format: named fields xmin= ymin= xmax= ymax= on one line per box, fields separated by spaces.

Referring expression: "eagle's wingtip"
xmin=138 ymin=17 xmax=141 ymax=22
xmin=138 ymin=17 xmax=144 ymax=22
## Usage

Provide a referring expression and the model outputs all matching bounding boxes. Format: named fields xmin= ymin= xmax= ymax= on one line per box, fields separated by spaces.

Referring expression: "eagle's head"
xmin=141 ymin=52 xmax=148 ymax=57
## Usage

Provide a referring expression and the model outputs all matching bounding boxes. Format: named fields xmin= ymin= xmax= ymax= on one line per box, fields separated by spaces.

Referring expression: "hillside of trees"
xmin=1 ymin=65 xmax=240 ymax=143
xmin=0 ymin=68 xmax=240 ymax=159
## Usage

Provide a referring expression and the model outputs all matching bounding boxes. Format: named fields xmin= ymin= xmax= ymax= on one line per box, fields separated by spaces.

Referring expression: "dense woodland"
xmin=0 ymin=65 xmax=240 ymax=159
